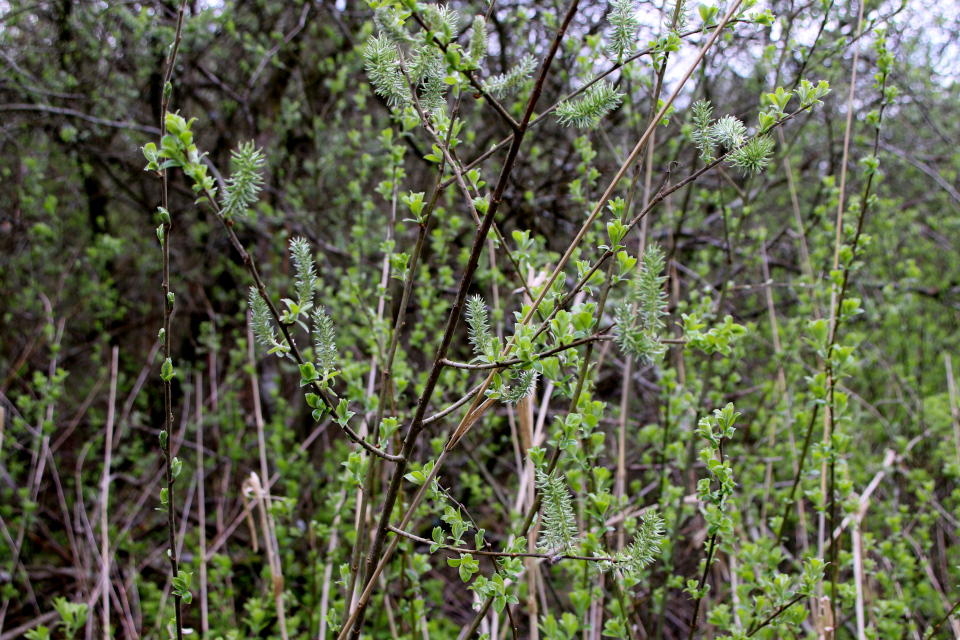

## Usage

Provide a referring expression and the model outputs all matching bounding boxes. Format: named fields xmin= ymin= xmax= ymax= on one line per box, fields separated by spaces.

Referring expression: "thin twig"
xmin=100 ymin=346 xmax=119 ymax=640
xmin=195 ymin=373 xmax=208 ymax=635
xmin=385 ymin=526 xmax=618 ymax=563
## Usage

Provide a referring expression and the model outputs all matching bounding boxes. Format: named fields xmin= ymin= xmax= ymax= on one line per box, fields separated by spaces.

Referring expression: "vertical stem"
xmin=195 ymin=373 xmax=209 ymax=636
xmin=318 ymin=491 xmax=347 ymax=640
xmin=616 ymin=137 xmax=654 ymax=553
xmin=344 ymin=152 xmax=400 ymax=611
xmin=158 ymin=3 xmax=188 ymax=638
xmin=686 ymin=534 xmax=718 ymax=640
xmin=827 ymin=0 xmax=867 ymax=338
xmin=247 ymin=320 xmax=289 ymax=640
xmin=344 ymin=167 xmax=439 ymax=615
xmin=822 ymin=0 xmax=865 ymax=622
xmin=852 ymin=520 xmax=866 ymax=640
xmin=101 ymin=346 xmax=119 ymax=640
xmin=945 ymin=354 xmax=960 ymax=472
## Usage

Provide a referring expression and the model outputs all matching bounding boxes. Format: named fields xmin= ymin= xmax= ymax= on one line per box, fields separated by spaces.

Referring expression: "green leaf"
xmin=160 ymin=358 xmax=176 ymax=382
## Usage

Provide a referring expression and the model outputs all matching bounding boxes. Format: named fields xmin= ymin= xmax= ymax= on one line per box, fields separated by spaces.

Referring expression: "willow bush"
xmin=1 ymin=0 xmax=959 ymax=639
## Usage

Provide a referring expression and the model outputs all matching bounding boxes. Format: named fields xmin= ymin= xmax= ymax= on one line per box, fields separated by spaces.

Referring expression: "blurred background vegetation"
xmin=1 ymin=0 xmax=959 ymax=638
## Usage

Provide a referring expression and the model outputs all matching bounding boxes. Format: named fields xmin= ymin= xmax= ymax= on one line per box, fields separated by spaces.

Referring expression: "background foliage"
xmin=1 ymin=0 xmax=960 ymax=638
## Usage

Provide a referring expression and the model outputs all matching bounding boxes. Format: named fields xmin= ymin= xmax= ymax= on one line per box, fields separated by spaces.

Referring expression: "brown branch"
xmin=440 ymin=334 xmax=614 ymax=370
xmin=386 ymin=526 xmax=617 ymax=563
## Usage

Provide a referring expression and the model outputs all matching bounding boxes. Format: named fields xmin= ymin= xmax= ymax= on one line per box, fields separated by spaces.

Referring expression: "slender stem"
xmin=385 ymin=526 xmax=616 ymax=562
xmin=441 ymin=334 xmax=617 ymax=370
xmin=157 ymin=3 xmax=188 ymax=639
xmin=195 ymin=373 xmax=208 ymax=635
xmin=775 ymin=74 xmax=891 ymax=545
xmin=423 ymin=381 xmax=487 ymax=426
xmin=202 ymin=184 xmax=403 ymax=462
xmin=344 ymin=166 xmax=441 ymax=612
xmin=686 ymin=534 xmax=718 ymax=640
xmin=747 ymin=595 xmax=805 ymax=636
xmin=925 ymin=598 xmax=960 ymax=640
xmin=248 ymin=322 xmax=288 ymax=640
xmin=100 ymin=346 xmax=118 ymax=640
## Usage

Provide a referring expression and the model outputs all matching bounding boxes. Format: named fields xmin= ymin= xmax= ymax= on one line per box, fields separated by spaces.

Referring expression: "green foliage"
xmin=50 ymin=598 xmax=88 ymax=639
xmin=483 ymin=54 xmax=537 ymax=98
xmin=3 ymin=0 xmax=959 ymax=638
xmin=535 ymin=469 xmax=579 ymax=552
xmin=712 ymin=114 xmax=748 ymax=150
xmin=466 ymin=294 xmax=496 ymax=360
xmin=289 ymin=237 xmax=317 ymax=317
xmin=614 ymin=244 xmax=668 ymax=363
xmin=249 ymin=287 xmax=288 ymax=357
xmin=620 ymin=511 xmax=666 ymax=574
xmin=556 ymin=82 xmax=625 ymax=128
xmin=729 ymin=135 xmax=775 ymax=174
xmin=606 ymin=0 xmax=640 ymax=62
xmin=691 ymin=99 xmax=717 ymax=161
xmin=364 ymin=34 xmax=412 ymax=107
xmin=467 ymin=16 xmax=488 ymax=66
xmin=220 ymin=142 xmax=266 ymax=219
xmin=312 ymin=306 xmax=339 ymax=374
xmin=172 ymin=570 xmax=194 ymax=605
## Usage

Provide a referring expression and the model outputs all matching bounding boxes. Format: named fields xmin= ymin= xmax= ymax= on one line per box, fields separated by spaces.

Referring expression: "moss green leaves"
xmin=289 ymin=237 xmax=316 ymax=316
xmin=688 ymin=102 xmax=778 ymax=174
xmin=466 ymin=16 xmax=488 ymax=67
xmin=364 ymin=34 xmax=412 ymax=107
xmin=220 ymin=142 xmax=265 ymax=219
xmin=556 ymin=82 xmax=625 ymax=129
xmin=691 ymin=99 xmax=716 ymax=161
xmin=620 ymin=511 xmax=665 ymax=574
xmin=614 ymin=244 xmax=668 ymax=364
xmin=466 ymin=294 xmax=498 ymax=361
xmin=248 ymin=287 xmax=289 ymax=357
xmin=605 ymin=0 xmax=640 ymax=63
xmin=729 ymin=134 xmax=775 ymax=174
xmin=483 ymin=54 xmax=536 ymax=99
xmin=446 ymin=553 xmax=479 ymax=582
xmin=160 ymin=357 xmax=176 ymax=382
xmin=49 ymin=598 xmax=88 ymax=640
xmin=172 ymin=570 xmax=193 ymax=605
xmin=312 ymin=306 xmax=339 ymax=378
xmin=535 ymin=469 xmax=579 ymax=552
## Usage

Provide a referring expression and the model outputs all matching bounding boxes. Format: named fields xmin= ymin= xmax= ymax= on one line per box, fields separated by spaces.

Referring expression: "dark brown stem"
xmin=686 ymin=534 xmax=717 ymax=640
xmin=158 ymin=2 xmax=188 ymax=639
xmin=925 ymin=598 xmax=960 ymax=640
xmin=385 ymin=526 xmax=617 ymax=562
xmin=747 ymin=594 xmax=805 ymax=636
xmin=440 ymin=333 xmax=614 ymax=370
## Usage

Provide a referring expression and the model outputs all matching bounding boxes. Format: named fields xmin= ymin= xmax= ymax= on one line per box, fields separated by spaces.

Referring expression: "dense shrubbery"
xmin=1 ymin=0 xmax=960 ymax=639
